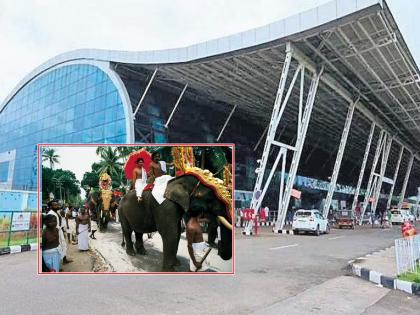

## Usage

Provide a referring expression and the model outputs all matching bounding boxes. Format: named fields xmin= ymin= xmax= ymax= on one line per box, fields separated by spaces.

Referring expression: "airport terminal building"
xmin=1 ymin=0 xmax=420 ymax=217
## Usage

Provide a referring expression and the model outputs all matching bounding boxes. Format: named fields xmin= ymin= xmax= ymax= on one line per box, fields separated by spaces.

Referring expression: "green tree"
xmin=96 ymin=147 xmax=123 ymax=178
xmin=81 ymin=171 xmax=99 ymax=190
xmin=42 ymin=148 xmax=60 ymax=169
xmin=42 ymin=166 xmax=80 ymax=202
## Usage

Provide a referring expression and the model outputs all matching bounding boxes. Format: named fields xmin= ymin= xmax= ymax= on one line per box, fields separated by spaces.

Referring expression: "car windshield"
xmin=337 ymin=210 xmax=352 ymax=218
xmin=296 ymin=211 xmax=312 ymax=217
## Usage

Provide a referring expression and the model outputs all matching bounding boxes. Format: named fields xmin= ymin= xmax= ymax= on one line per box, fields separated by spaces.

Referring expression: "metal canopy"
xmin=113 ymin=1 xmax=420 ymax=192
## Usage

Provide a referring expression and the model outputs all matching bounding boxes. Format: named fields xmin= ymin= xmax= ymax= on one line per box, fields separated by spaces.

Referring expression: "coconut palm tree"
xmin=96 ymin=147 xmax=123 ymax=178
xmin=42 ymin=148 xmax=60 ymax=169
xmin=96 ymin=146 xmax=108 ymax=156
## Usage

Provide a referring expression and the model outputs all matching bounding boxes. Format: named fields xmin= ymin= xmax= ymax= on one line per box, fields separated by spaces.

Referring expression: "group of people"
xmin=132 ymin=152 xmax=171 ymax=201
xmin=41 ymin=200 xmax=97 ymax=272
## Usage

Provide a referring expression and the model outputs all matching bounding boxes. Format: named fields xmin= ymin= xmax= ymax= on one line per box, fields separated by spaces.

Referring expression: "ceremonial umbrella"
xmin=124 ymin=149 xmax=152 ymax=180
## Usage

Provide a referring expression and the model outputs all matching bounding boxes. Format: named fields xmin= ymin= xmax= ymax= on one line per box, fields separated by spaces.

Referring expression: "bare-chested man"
xmin=76 ymin=208 xmax=91 ymax=251
xmin=186 ymin=213 xmax=210 ymax=272
xmin=42 ymin=214 xmax=61 ymax=272
xmin=148 ymin=152 xmax=165 ymax=183
xmin=132 ymin=158 xmax=147 ymax=202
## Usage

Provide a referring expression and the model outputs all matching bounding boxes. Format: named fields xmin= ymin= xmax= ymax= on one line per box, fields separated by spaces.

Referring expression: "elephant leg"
xmin=121 ymin=231 xmax=125 ymax=248
xmin=160 ymin=230 xmax=179 ymax=271
xmin=174 ymin=220 xmax=182 ymax=267
xmin=119 ymin=216 xmax=135 ymax=256
xmin=134 ymin=232 xmax=147 ymax=255
xmin=124 ymin=229 xmax=135 ymax=256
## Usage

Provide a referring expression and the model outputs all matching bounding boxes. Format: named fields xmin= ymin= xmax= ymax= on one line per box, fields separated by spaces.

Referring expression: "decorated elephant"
xmin=118 ymin=169 xmax=233 ymax=271
xmin=87 ymin=190 xmax=116 ymax=231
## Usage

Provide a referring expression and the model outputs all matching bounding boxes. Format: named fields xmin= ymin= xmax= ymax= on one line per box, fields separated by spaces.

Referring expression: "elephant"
xmin=87 ymin=190 xmax=117 ymax=231
xmin=118 ymin=174 xmax=233 ymax=271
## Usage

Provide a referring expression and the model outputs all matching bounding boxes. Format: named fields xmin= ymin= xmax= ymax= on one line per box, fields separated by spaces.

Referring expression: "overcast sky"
xmin=1 ymin=0 xmax=419 ymax=103
xmin=42 ymin=146 xmax=100 ymax=198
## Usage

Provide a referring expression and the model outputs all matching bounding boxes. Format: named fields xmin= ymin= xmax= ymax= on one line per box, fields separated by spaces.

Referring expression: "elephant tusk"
xmin=217 ymin=216 xmax=232 ymax=231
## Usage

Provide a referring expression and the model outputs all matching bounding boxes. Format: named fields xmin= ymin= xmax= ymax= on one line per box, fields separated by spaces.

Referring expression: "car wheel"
xmin=293 ymin=229 xmax=298 ymax=235
xmin=315 ymin=225 xmax=320 ymax=236
xmin=338 ymin=225 xmax=342 ymax=229
xmin=325 ymin=224 xmax=330 ymax=234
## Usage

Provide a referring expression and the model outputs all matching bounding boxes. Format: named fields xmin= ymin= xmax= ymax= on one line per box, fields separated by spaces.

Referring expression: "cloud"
xmin=1 ymin=0 xmax=418 ymax=104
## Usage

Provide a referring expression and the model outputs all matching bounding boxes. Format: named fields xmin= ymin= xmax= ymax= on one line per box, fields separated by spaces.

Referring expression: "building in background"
xmin=1 ymin=0 xmax=419 ymax=213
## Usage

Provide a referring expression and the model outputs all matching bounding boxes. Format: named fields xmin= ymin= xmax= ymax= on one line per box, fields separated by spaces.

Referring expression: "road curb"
xmin=348 ymin=248 xmax=420 ymax=296
xmin=273 ymin=229 xmax=294 ymax=235
xmin=0 ymin=243 xmax=37 ymax=256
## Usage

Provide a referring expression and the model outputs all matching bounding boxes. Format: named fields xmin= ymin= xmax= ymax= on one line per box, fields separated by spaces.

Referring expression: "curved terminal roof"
xmin=2 ymin=0 xmax=420 ymax=190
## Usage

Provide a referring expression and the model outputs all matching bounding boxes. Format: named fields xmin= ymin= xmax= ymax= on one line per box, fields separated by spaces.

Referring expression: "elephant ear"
xmin=164 ymin=182 xmax=189 ymax=212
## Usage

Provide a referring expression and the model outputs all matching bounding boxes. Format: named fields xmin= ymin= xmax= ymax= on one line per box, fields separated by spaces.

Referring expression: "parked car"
xmin=292 ymin=209 xmax=330 ymax=236
xmin=390 ymin=209 xmax=407 ymax=225
xmin=335 ymin=209 xmax=355 ymax=229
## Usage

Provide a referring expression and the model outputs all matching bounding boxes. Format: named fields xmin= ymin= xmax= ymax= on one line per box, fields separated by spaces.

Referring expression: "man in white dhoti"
xmin=47 ymin=200 xmax=72 ymax=265
xmin=76 ymin=207 xmax=91 ymax=251
xmin=186 ymin=213 xmax=211 ymax=272
xmin=132 ymin=158 xmax=148 ymax=202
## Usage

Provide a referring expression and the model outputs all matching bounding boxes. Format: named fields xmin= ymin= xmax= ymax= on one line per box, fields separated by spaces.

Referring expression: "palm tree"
xmin=42 ymin=148 xmax=60 ymax=169
xmin=115 ymin=146 xmax=133 ymax=164
xmin=96 ymin=147 xmax=123 ymax=178
xmin=96 ymin=146 xmax=108 ymax=156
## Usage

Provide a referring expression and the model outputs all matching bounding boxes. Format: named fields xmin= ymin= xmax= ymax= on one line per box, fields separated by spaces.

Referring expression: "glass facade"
xmin=0 ymin=64 xmax=128 ymax=190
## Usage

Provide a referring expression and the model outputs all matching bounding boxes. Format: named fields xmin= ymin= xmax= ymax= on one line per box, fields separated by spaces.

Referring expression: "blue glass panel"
xmin=0 ymin=64 xmax=128 ymax=190
xmin=0 ymin=162 xmax=9 ymax=182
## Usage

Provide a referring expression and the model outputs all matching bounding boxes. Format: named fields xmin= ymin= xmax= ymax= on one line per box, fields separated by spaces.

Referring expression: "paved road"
xmin=1 ymin=224 xmax=418 ymax=314
xmin=90 ymin=222 xmax=231 ymax=272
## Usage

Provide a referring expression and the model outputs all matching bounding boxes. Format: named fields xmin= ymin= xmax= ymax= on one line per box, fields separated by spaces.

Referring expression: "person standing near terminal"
xmin=76 ymin=207 xmax=91 ymax=251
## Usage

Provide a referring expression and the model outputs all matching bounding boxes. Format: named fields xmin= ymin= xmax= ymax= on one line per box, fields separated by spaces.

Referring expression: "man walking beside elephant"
xmin=186 ymin=212 xmax=210 ymax=272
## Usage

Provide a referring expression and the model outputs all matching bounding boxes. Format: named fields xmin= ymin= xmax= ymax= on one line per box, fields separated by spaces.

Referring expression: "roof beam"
xmin=288 ymin=42 xmax=419 ymax=161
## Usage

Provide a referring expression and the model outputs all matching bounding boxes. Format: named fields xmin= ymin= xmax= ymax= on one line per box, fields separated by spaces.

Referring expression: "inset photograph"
xmin=39 ymin=144 xmax=233 ymax=274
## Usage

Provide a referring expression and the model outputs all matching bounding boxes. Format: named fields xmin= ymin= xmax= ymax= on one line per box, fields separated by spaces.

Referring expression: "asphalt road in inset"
xmin=1 ymin=224 xmax=419 ymax=314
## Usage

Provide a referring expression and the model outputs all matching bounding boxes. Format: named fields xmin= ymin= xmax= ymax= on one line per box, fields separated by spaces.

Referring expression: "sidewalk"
xmin=349 ymin=245 xmax=420 ymax=296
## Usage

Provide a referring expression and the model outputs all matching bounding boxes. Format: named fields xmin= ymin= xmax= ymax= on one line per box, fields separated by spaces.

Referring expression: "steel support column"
xmin=242 ymin=46 xmax=293 ymax=236
xmin=133 ymin=68 xmax=158 ymax=118
xmin=164 ymin=84 xmax=188 ymax=128
xmin=398 ymin=154 xmax=414 ymax=210
xmin=360 ymin=130 xmax=386 ymax=224
xmin=351 ymin=122 xmax=375 ymax=212
xmin=371 ymin=136 xmax=392 ymax=214
xmin=217 ymin=104 xmax=237 ymax=142
xmin=386 ymin=146 xmax=404 ymax=209
xmin=244 ymin=42 xmax=323 ymax=235
xmin=322 ymin=99 xmax=357 ymax=217
xmin=253 ymin=125 xmax=269 ymax=151
xmin=276 ymin=66 xmax=323 ymax=231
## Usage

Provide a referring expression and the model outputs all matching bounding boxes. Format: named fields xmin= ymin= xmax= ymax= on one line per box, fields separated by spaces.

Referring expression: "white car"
xmin=292 ymin=209 xmax=330 ymax=236
xmin=390 ymin=209 xmax=412 ymax=224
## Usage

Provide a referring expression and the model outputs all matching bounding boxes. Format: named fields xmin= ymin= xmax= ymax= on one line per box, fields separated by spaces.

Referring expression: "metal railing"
xmin=395 ymin=235 xmax=420 ymax=275
xmin=0 ymin=210 xmax=37 ymax=248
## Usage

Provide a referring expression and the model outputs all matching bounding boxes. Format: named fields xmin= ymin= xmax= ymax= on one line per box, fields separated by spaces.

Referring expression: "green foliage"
xmin=81 ymin=171 xmax=99 ymax=190
xmin=96 ymin=147 xmax=123 ymax=178
xmin=42 ymin=166 xmax=80 ymax=202
xmin=398 ymin=263 xmax=420 ymax=283
xmin=42 ymin=148 xmax=60 ymax=169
